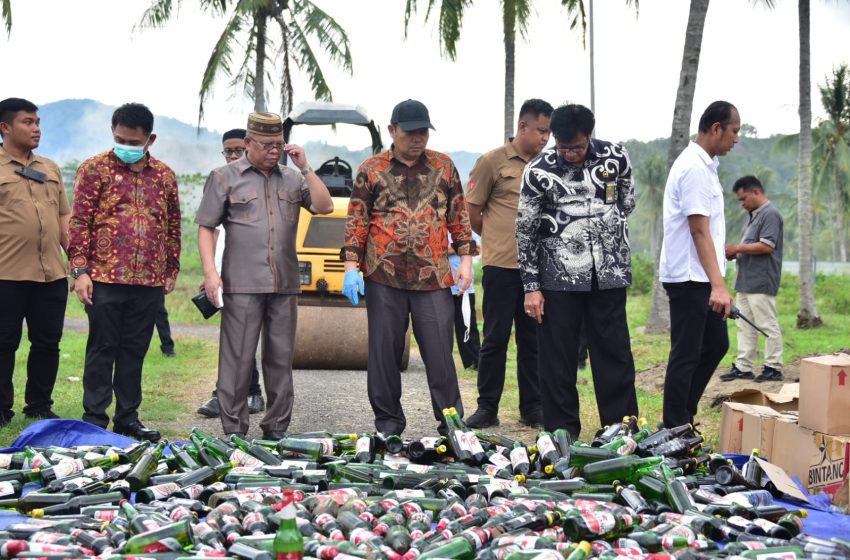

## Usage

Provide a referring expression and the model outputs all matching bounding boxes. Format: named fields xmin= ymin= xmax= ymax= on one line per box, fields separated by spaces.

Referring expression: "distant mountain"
xmin=35 ymin=99 xmax=483 ymax=178
xmin=38 ymin=99 xmax=223 ymax=175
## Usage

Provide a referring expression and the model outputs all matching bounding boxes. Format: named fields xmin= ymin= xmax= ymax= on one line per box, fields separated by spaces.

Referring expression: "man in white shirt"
xmin=659 ymin=101 xmax=740 ymax=428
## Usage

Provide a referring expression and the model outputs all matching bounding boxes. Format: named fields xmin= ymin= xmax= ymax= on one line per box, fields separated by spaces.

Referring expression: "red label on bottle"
xmin=277 ymin=553 xmax=303 ymax=560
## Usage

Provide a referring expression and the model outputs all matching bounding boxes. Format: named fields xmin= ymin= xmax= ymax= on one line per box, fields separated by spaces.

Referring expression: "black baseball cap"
xmin=390 ymin=99 xmax=435 ymax=131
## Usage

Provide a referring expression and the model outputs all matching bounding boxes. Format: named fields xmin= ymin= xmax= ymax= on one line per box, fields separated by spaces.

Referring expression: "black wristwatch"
xmin=70 ymin=267 xmax=90 ymax=279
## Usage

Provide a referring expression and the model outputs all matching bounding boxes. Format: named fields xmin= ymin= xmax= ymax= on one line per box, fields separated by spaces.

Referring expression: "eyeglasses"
xmin=222 ymin=148 xmax=246 ymax=157
xmin=249 ymin=138 xmax=285 ymax=152
xmin=555 ymin=140 xmax=590 ymax=154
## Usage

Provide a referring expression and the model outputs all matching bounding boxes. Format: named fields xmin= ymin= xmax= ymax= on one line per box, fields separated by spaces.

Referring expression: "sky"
xmin=2 ymin=0 xmax=850 ymax=153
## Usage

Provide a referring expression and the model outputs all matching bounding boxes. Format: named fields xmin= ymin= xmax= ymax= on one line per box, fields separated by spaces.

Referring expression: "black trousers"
xmin=365 ymin=280 xmax=463 ymax=435
xmin=538 ymin=286 xmax=638 ymax=440
xmin=663 ymin=281 xmax=729 ymax=428
xmin=476 ymin=266 xmax=541 ymax=416
xmin=82 ymin=282 xmax=161 ymax=429
xmin=0 ymin=279 xmax=68 ymax=415
xmin=154 ymin=295 xmax=175 ymax=353
xmin=452 ymin=292 xmax=481 ymax=369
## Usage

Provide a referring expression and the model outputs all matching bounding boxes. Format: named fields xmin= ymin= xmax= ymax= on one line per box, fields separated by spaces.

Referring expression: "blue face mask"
xmin=113 ymin=141 xmax=148 ymax=164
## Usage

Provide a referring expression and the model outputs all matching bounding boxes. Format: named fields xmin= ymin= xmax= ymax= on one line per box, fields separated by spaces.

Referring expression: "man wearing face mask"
xmin=68 ymin=102 xmax=181 ymax=442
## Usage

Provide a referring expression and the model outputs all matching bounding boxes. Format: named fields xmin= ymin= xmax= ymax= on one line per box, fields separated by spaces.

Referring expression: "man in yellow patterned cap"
xmin=196 ymin=112 xmax=333 ymax=439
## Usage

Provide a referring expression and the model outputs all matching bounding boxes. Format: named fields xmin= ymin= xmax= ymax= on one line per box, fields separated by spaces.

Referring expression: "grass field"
xmin=4 ymin=234 xmax=849 ymax=449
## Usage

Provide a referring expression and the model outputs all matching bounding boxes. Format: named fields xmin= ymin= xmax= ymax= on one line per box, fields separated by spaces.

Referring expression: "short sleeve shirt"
xmin=195 ymin=156 xmax=311 ymax=294
xmin=734 ymin=201 xmax=783 ymax=296
xmin=659 ymin=141 xmax=726 ymax=283
xmin=0 ymin=145 xmax=70 ymax=282
xmin=465 ymin=141 xmax=528 ymax=269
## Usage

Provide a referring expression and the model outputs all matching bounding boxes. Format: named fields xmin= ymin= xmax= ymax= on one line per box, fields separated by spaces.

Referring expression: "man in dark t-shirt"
xmin=722 ymin=175 xmax=784 ymax=383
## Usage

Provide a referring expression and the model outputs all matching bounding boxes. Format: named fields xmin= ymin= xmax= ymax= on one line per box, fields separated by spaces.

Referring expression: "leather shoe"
xmin=24 ymin=409 xmax=60 ymax=420
xmin=0 ymin=409 xmax=13 ymax=427
xmin=114 ymin=422 xmax=161 ymax=443
xmin=466 ymin=408 xmax=500 ymax=429
xmin=226 ymin=432 xmax=246 ymax=439
xmin=262 ymin=430 xmax=286 ymax=441
xmin=248 ymin=393 xmax=265 ymax=414
xmin=519 ymin=409 xmax=544 ymax=429
xmin=162 ymin=348 xmax=176 ymax=357
xmin=197 ymin=396 xmax=220 ymax=418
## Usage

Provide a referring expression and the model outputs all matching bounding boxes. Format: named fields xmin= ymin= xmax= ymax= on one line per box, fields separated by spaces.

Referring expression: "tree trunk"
xmin=646 ymin=0 xmax=710 ymax=334
xmin=836 ymin=158 xmax=848 ymax=262
xmin=253 ymin=13 xmax=267 ymax=112
xmin=503 ymin=1 xmax=516 ymax=142
xmin=796 ymin=0 xmax=822 ymax=327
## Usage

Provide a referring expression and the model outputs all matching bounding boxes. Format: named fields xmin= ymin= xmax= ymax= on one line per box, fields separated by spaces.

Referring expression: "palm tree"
xmin=404 ymin=0 xmax=593 ymax=141
xmin=817 ymin=64 xmax=850 ymax=263
xmin=138 ymin=0 xmax=352 ymax=125
xmin=796 ymin=0 xmax=822 ymax=327
xmin=2 ymin=0 xmax=10 ymax=36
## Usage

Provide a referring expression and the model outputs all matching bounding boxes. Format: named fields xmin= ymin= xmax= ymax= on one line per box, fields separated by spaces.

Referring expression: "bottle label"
xmin=180 ymin=484 xmax=204 ymax=499
xmin=419 ymin=437 xmax=440 ymax=449
xmin=54 ymin=458 xmax=86 ymax=479
xmin=509 ymin=447 xmax=530 ymax=469
xmin=454 ymin=430 xmax=471 ymax=452
xmin=537 ymin=435 xmax=557 ymax=459
xmin=581 ymin=511 xmax=615 ymax=535
xmin=92 ymin=509 xmax=118 ymax=522
xmin=467 ymin=433 xmax=485 ymax=455
xmin=664 ymin=524 xmax=696 ymax=538
xmin=393 ymin=489 xmax=425 ymax=498
xmin=405 ymin=463 xmax=431 ymax=474
xmin=0 ymin=481 xmax=16 ymax=497
xmin=355 ymin=436 xmax=371 ymax=455
xmin=315 ymin=438 xmax=334 ymax=455
xmin=150 ymin=482 xmax=181 ymax=500
xmin=277 ymin=553 xmax=303 ymax=560
xmin=488 ymin=452 xmax=511 ymax=469
xmin=0 ymin=453 xmax=12 ymax=469
xmin=229 ymin=449 xmax=263 ymax=468
xmin=750 ymin=518 xmax=780 ymax=532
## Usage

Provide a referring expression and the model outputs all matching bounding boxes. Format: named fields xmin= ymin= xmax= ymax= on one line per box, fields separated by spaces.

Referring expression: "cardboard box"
xmin=741 ymin=405 xmax=783 ymax=460
xmin=719 ymin=402 xmax=752 ymax=454
xmin=730 ymin=383 xmax=799 ymax=413
xmin=770 ymin=420 xmax=850 ymax=502
xmin=799 ymin=353 xmax=850 ymax=435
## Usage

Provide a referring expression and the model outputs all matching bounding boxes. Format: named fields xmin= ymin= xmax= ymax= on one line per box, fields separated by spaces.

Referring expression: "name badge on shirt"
xmin=604 ymin=181 xmax=617 ymax=204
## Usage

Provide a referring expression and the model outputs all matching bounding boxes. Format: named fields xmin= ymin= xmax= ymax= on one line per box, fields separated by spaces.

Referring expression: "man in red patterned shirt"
xmin=69 ymin=103 xmax=181 ymax=442
xmin=343 ymin=99 xmax=478 ymax=436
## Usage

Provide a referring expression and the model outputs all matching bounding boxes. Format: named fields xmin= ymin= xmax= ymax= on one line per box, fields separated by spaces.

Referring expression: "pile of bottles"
xmin=1 ymin=410 xmax=849 ymax=559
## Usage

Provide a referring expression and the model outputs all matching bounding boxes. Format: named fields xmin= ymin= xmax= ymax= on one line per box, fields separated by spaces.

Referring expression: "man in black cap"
xmin=342 ymin=99 xmax=478 ymax=436
xmin=196 ymin=128 xmax=266 ymax=418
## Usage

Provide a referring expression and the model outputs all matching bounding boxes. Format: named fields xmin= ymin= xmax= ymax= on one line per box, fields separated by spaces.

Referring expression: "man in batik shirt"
xmin=516 ymin=103 xmax=638 ymax=440
xmin=69 ymin=103 xmax=181 ymax=442
xmin=342 ymin=99 xmax=478 ymax=437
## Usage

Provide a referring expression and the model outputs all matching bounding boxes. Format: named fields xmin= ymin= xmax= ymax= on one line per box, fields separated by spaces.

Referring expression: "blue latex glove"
xmin=342 ymin=269 xmax=365 ymax=305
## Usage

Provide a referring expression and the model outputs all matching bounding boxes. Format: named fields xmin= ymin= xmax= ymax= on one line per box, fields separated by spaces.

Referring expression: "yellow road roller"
xmin=284 ymin=102 xmax=411 ymax=370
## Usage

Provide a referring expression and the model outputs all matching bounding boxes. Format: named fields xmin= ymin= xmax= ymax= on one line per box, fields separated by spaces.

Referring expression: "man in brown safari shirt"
xmin=464 ymin=99 xmax=553 ymax=430
xmin=196 ymin=112 xmax=332 ymax=440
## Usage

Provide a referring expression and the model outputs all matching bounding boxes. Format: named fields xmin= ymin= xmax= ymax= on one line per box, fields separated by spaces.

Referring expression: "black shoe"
xmin=465 ymin=408 xmax=500 ymax=429
xmin=162 ymin=348 xmax=176 ymax=357
xmin=262 ymin=430 xmax=286 ymax=441
xmin=519 ymin=409 xmax=544 ymax=429
xmin=0 ymin=409 xmax=13 ymax=427
xmin=719 ymin=364 xmax=754 ymax=382
xmin=114 ymin=422 xmax=161 ymax=443
xmin=226 ymin=432 xmax=247 ymax=439
xmin=197 ymin=396 xmax=220 ymax=418
xmin=24 ymin=409 xmax=60 ymax=420
xmin=754 ymin=366 xmax=783 ymax=383
xmin=248 ymin=394 xmax=265 ymax=414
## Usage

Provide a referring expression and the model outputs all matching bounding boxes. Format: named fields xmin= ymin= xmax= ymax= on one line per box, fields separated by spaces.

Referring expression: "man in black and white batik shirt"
xmin=516 ymin=103 xmax=638 ymax=440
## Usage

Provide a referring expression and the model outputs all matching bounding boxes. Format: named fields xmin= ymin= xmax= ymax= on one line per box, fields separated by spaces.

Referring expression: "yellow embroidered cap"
xmin=247 ymin=112 xmax=283 ymax=137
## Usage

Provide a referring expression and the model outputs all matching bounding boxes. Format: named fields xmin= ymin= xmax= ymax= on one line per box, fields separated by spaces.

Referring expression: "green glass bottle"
xmin=417 ymin=537 xmax=474 ymax=560
xmin=122 ymin=518 xmax=193 ymax=554
xmin=273 ymin=488 xmax=303 ymax=560
xmin=126 ymin=440 xmax=167 ymax=491
xmin=580 ymin=455 xmax=662 ymax=484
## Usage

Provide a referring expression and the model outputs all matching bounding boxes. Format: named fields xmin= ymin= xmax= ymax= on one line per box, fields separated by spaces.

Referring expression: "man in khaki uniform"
xmin=196 ymin=112 xmax=333 ymax=439
xmin=0 ymin=98 xmax=70 ymax=426
xmin=464 ymin=99 xmax=553 ymax=429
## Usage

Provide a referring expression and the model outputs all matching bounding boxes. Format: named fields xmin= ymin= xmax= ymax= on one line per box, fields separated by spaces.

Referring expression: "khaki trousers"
xmin=218 ymin=293 xmax=297 ymax=434
xmin=735 ymin=291 xmax=784 ymax=372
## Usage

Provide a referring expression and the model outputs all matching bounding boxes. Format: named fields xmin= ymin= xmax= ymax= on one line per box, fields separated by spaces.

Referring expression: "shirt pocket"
xmin=278 ymin=189 xmax=301 ymax=222
xmin=41 ymin=170 xmax=63 ymax=208
xmin=0 ymin=173 xmax=27 ymax=207
xmin=227 ymin=189 xmax=260 ymax=224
